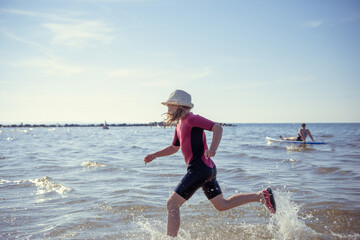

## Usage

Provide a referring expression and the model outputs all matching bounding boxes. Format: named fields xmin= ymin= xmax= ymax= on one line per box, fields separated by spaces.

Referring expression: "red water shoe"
xmin=262 ymin=187 xmax=276 ymax=214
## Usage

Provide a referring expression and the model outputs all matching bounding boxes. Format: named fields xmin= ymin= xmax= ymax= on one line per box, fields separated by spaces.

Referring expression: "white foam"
xmin=0 ymin=179 xmax=11 ymax=184
xmin=81 ymin=161 xmax=107 ymax=167
xmin=29 ymin=176 xmax=72 ymax=196
xmin=331 ymin=232 xmax=360 ymax=240
xmin=3 ymin=176 xmax=71 ymax=202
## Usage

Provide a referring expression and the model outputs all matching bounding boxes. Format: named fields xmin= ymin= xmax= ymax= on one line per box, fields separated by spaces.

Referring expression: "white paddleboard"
xmin=266 ymin=137 xmax=327 ymax=145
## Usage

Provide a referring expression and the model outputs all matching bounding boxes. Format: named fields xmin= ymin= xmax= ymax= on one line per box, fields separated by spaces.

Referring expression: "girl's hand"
xmin=144 ymin=154 xmax=156 ymax=165
xmin=205 ymin=149 xmax=216 ymax=159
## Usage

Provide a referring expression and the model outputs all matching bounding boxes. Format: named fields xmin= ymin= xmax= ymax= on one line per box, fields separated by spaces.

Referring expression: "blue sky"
xmin=1 ymin=0 xmax=359 ymax=124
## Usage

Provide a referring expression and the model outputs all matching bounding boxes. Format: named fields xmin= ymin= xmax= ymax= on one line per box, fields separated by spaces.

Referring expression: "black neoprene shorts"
xmin=174 ymin=158 xmax=222 ymax=200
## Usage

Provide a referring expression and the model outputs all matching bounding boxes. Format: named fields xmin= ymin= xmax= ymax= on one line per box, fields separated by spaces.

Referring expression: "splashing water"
xmin=137 ymin=218 xmax=193 ymax=240
xmin=268 ymin=190 xmax=318 ymax=240
xmin=137 ymin=219 xmax=169 ymax=240
xmin=133 ymin=190 xmax=321 ymax=240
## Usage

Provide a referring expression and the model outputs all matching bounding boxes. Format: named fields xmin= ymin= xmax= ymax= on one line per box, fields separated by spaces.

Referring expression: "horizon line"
xmin=1 ymin=121 xmax=359 ymax=126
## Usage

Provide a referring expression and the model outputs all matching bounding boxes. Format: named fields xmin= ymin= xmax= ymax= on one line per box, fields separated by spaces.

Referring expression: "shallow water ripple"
xmin=0 ymin=124 xmax=359 ymax=239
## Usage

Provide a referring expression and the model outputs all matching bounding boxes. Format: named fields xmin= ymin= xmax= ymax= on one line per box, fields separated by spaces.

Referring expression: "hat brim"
xmin=161 ymin=101 xmax=194 ymax=109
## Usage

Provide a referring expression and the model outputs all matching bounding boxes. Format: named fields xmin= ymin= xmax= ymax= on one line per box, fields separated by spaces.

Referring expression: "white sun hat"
xmin=161 ymin=90 xmax=194 ymax=109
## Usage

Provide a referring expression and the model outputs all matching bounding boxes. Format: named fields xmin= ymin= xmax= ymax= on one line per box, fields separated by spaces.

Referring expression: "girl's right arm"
xmin=144 ymin=145 xmax=180 ymax=165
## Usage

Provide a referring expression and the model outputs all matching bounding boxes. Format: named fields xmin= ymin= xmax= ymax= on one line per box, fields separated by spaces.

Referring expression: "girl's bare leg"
xmin=210 ymin=192 xmax=263 ymax=211
xmin=167 ymin=192 xmax=186 ymax=237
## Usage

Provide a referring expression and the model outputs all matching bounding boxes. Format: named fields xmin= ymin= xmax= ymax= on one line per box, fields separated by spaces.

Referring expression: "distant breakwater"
xmin=0 ymin=122 xmax=234 ymax=128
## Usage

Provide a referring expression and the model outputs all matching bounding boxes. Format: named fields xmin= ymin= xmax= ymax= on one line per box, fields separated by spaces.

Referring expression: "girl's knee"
xmin=211 ymin=198 xmax=228 ymax=211
xmin=167 ymin=192 xmax=186 ymax=212
xmin=167 ymin=197 xmax=180 ymax=211
xmin=212 ymin=202 xmax=227 ymax=212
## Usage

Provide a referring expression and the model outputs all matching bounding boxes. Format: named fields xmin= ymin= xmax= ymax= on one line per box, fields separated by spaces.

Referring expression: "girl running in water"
xmin=144 ymin=90 xmax=276 ymax=237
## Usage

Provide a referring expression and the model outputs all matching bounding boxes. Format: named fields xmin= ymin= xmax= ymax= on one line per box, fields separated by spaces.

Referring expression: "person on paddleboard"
xmin=279 ymin=123 xmax=314 ymax=143
xmin=144 ymin=89 xmax=276 ymax=237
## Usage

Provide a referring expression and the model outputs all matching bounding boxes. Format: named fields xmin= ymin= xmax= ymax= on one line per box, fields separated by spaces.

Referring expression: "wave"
xmin=318 ymin=134 xmax=334 ymax=138
xmin=285 ymin=145 xmax=316 ymax=152
xmin=81 ymin=161 xmax=107 ymax=168
xmin=3 ymin=176 xmax=71 ymax=197
xmin=331 ymin=232 xmax=360 ymax=240
xmin=314 ymin=167 xmax=340 ymax=175
xmin=29 ymin=176 xmax=72 ymax=196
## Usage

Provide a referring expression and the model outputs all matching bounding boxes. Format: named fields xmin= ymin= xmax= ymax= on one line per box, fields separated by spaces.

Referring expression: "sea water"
xmin=1 ymin=123 xmax=359 ymax=240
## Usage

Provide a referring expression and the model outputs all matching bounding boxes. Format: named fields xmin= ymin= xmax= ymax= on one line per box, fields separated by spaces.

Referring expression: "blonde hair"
xmin=163 ymin=105 xmax=191 ymax=127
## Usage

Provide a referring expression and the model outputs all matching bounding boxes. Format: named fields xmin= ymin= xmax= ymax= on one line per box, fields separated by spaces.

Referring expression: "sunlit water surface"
xmin=1 ymin=123 xmax=359 ymax=239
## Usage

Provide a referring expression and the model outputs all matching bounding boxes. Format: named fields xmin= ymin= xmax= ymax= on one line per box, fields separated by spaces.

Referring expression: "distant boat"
xmin=103 ymin=121 xmax=109 ymax=129
xmin=266 ymin=137 xmax=326 ymax=145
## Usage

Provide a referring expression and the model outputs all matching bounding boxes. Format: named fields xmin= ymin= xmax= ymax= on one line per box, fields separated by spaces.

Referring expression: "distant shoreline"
xmin=0 ymin=122 xmax=234 ymax=128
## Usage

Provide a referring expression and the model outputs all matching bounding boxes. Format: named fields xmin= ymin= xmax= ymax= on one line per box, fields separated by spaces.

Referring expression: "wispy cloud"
xmin=1 ymin=30 xmax=44 ymax=48
xmin=20 ymin=57 xmax=83 ymax=76
xmin=1 ymin=8 xmax=114 ymax=47
xmin=174 ymin=66 xmax=212 ymax=81
xmin=301 ymin=20 xmax=323 ymax=28
xmin=107 ymin=66 xmax=212 ymax=86
xmin=43 ymin=21 xmax=114 ymax=47
xmin=107 ymin=69 xmax=141 ymax=78
xmin=0 ymin=8 xmax=84 ymax=22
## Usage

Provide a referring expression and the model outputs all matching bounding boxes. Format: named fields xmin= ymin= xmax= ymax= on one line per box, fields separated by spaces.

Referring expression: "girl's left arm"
xmin=205 ymin=124 xmax=223 ymax=158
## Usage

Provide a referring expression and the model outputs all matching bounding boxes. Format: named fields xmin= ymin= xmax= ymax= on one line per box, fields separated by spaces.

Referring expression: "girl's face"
xmin=167 ymin=104 xmax=178 ymax=114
